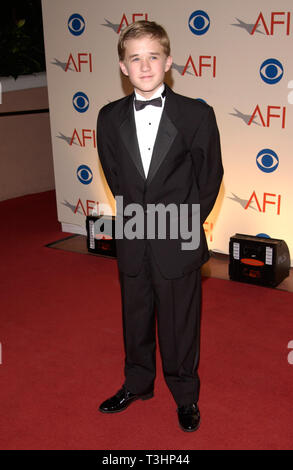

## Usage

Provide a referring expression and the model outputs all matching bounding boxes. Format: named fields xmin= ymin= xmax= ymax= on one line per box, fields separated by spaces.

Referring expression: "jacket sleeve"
xmin=97 ymin=107 xmax=119 ymax=197
xmin=191 ymin=106 xmax=223 ymax=224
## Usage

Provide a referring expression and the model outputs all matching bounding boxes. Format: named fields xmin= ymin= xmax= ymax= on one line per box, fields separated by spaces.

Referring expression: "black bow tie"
xmin=134 ymin=96 xmax=162 ymax=111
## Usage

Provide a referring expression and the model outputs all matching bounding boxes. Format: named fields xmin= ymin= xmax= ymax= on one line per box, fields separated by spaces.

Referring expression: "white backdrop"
xmin=41 ymin=0 xmax=293 ymax=263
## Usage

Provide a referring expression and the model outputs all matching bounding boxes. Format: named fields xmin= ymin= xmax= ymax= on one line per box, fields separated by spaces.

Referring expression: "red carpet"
xmin=0 ymin=191 xmax=293 ymax=449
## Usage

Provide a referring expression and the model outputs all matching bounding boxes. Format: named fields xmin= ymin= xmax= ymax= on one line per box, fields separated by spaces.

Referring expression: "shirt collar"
xmin=134 ymin=84 xmax=165 ymax=101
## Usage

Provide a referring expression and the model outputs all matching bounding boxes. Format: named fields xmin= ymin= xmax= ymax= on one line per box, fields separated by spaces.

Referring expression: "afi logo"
xmin=248 ymin=105 xmax=286 ymax=129
xmin=70 ymin=129 xmax=96 ymax=148
xmin=251 ymin=12 xmax=291 ymax=35
xmin=65 ymin=53 xmax=93 ymax=72
xmin=245 ymin=191 xmax=281 ymax=215
xmin=118 ymin=13 xmax=148 ymax=34
xmin=74 ymin=199 xmax=101 ymax=216
xmin=102 ymin=14 xmax=149 ymax=34
xmin=182 ymin=55 xmax=216 ymax=77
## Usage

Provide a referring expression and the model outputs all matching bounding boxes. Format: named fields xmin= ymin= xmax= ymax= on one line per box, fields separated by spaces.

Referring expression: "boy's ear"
xmin=119 ymin=61 xmax=129 ymax=76
xmin=165 ymin=55 xmax=173 ymax=73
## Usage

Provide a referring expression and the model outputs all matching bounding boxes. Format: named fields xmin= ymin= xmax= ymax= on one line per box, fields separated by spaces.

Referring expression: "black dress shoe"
xmin=177 ymin=403 xmax=200 ymax=432
xmin=99 ymin=385 xmax=154 ymax=413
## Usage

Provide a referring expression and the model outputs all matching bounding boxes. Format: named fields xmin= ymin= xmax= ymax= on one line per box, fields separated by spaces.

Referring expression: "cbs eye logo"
xmin=77 ymin=165 xmax=93 ymax=185
xmin=256 ymin=149 xmax=279 ymax=173
xmin=72 ymin=92 xmax=89 ymax=113
xmin=188 ymin=10 xmax=210 ymax=35
xmin=260 ymin=59 xmax=283 ymax=84
xmin=68 ymin=13 xmax=86 ymax=36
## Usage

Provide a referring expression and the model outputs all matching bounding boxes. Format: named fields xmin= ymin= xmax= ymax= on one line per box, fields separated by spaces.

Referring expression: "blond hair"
xmin=118 ymin=20 xmax=171 ymax=61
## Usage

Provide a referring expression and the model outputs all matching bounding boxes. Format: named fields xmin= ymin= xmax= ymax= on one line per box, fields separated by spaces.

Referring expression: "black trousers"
xmin=119 ymin=242 xmax=202 ymax=407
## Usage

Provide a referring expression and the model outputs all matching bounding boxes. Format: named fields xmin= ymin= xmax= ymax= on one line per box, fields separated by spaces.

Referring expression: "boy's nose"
xmin=141 ymin=58 xmax=151 ymax=71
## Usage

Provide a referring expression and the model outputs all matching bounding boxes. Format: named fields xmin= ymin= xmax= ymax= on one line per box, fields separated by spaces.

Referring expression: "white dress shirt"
xmin=134 ymin=84 xmax=165 ymax=178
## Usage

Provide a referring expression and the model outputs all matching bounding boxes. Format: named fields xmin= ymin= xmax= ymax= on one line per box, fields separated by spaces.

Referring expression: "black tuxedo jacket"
xmin=97 ymin=84 xmax=223 ymax=279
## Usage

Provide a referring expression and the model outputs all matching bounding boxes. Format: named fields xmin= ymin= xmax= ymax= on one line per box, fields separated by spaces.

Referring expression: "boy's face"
xmin=119 ymin=35 xmax=172 ymax=99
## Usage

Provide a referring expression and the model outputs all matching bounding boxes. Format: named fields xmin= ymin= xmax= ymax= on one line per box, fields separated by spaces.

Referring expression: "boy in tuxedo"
xmin=97 ymin=21 xmax=223 ymax=432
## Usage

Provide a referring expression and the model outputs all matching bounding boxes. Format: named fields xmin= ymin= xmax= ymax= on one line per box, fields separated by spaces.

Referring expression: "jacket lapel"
xmin=147 ymin=109 xmax=178 ymax=185
xmin=118 ymin=86 xmax=179 ymax=184
xmin=119 ymin=95 xmax=146 ymax=180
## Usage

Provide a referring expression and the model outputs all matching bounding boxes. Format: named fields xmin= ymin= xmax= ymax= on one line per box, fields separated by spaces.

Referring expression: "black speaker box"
xmin=229 ymin=233 xmax=290 ymax=287
xmin=86 ymin=215 xmax=116 ymax=257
